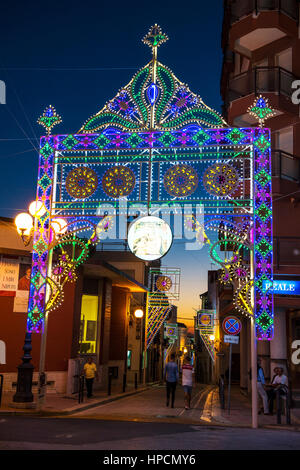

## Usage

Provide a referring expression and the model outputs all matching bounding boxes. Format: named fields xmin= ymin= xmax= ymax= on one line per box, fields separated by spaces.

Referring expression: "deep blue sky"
xmin=0 ymin=0 xmax=224 ymax=217
xmin=0 ymin=0 xmax=225 ymax=322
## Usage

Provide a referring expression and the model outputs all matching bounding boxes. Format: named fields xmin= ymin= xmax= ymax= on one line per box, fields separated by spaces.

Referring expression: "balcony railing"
xmin=228 ymin=66 xmax=296 ymax=102
xmin=272 ymin=150 xmax=300 ymax=183
xmin=229 ymin=0 xmax=298 ymax=24
xmin=274 ymin=237 xmax=300 ymax=268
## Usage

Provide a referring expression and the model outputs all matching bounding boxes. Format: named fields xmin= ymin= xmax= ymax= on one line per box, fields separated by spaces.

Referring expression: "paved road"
xmin=0 ymin=416 xmax=300 ymax=450
xmin=74 ymin=384 xmax=211 ymax=421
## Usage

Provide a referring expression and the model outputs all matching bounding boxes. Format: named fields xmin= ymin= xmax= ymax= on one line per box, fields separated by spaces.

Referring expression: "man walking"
xmin=83 ymin=357 xmax=98 ymax=398
xmin=164 ymin=353 xmax=179 ymax=408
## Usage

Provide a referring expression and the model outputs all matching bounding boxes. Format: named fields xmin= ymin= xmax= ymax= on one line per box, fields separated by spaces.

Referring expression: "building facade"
xmin=0 ymin=217 xmax=148 ymax=395
xmin=220 ymin=0 xmax=300 ymax=391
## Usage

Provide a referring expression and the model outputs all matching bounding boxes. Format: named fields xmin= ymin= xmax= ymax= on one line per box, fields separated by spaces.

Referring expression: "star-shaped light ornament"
xmin=247 ymin=95 xmax=276 ymax=128
xmin=37 ymin=105 xmax=62 ymax=135
xmin=142 ymin=24 xmax=169 ymax=51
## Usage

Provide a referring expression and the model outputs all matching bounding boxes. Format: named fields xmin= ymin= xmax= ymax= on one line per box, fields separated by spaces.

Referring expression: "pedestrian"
xmin=82 ymin=357 xmax=98 ymax=398
xmin=182 ymin=356 xmax=194 ymax=410
xmin=268 ymin=367 xmax=289 ymax=415
xmin=257 ymin=357 xmax=270 ymax=415
xmin=164 ymin=353 xmax=179 ymax=408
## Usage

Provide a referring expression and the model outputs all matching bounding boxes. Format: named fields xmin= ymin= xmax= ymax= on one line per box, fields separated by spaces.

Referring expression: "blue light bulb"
xmin=147 ymin=83 xmax=159 ymax=105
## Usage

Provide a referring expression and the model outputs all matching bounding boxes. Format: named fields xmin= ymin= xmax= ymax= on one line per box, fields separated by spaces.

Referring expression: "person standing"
xmin=182 ymin=356 xmax=194 ymax=410
xmin=164 ymin=353 xmax=179 ymax=408
xmin=257 ymin=358 xmax=270 ymax=415
xmin=268 ymin=367 xmax=289 ymax=414
xmin=83 ymin=357 xmax=98 ymax=398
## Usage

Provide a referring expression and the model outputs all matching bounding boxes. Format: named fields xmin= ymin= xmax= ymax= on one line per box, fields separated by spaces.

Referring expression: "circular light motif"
xmin=203 ymin=163 xmax=239 ymax=197
xmin=102 ymin=166 xmax=136 ymax=198
xmin=199 ymin=314 xmax=211 ymax=326
xmin=163 ymin=164 xmax=198 ymax=197
xmin=66 ymin=167 xmax=98 ymax=199
xmin=156 ymin=275 xmax=173 ymax=292
xmin=128 ymin=216 xmax=173 ymax=261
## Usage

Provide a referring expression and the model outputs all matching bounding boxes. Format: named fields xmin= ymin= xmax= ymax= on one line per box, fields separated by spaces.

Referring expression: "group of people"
xmin=256 ymin=357 xmax=289 ymax=415
xmin=164 ymin=353 xmax=194 ymax=410
xmin=81 ymin=355 xmax=287 ymax=417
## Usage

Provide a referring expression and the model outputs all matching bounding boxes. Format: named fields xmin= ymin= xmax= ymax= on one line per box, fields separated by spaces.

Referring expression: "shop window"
xmin=79 ymin=295 xmax=98 ymax=354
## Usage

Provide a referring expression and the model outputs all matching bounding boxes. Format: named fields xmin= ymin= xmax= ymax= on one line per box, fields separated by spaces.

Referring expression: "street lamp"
xmin=134 ymin=308 xmax=144 ymax=319
xmin=14 ymin=212 xmax=34 ymax=246
xmin=28 ymin=200 xmax=46 ymax=218
xmin=134 ymin=308 xmax=144 ymax=384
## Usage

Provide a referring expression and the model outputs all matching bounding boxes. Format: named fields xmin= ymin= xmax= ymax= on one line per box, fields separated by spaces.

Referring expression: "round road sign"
xmin=222 ymin=316 xmax=242 ymax=336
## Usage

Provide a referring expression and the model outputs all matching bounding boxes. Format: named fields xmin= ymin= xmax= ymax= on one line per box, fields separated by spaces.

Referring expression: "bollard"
xmin=78 ymin=375 xmax=84 ymax=404
xmin=108 ymin=372 xmax=112 ymax=396
xmin=276 ymin=389 xmax=281 ymax=424
xmin=122 ymin=373 xmax=126 ymax=393
xmin=0 ymin=375 xmax=3 ymax=407
xmin=286 ymin=391 xmax=291 ymax=425
xmin=135 ymin=372 xmax=138 ymax=390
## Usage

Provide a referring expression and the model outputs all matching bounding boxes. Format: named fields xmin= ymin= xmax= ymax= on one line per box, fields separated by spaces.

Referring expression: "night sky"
xmin=0 ymin=0 xmax=225 ymax=324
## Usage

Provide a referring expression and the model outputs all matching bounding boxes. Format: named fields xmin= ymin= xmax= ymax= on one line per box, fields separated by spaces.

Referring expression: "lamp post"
xmin=13 ymin=204 xmax=37 ymax=404
xmin=134 ymin=308 xmax=144 ymax=384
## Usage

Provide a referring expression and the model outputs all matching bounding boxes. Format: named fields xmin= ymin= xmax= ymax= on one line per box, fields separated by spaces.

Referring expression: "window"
xmin=78 ymin=295 xmax=98 ymax=354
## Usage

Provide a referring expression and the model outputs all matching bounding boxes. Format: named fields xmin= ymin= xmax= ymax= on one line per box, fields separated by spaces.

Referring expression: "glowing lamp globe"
xmin=134 ymin=308 xmax=144 ymax=319
xmin=183 ymin=347 xmax=188 ymax=354
xmin=28 ymin=200 xmax=46 ymax=218
xmin=209 ymin=334 xmax=215 ymax=341
xmin=14 ymin=212 xmax=33 ymax=235
xmin=51 ymin=218 xmax=67 ymax=235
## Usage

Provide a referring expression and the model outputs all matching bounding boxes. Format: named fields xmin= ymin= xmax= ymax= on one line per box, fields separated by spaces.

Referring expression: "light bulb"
xmin=14 ymin=212 xmax=33 ymax=235
xmin=134 ymin=308 xmax=144 ymax=319
xmin=51 ymin=218 xmax=67 ymax=234
xmin=28 ymin=200 xmax=46 ymax=217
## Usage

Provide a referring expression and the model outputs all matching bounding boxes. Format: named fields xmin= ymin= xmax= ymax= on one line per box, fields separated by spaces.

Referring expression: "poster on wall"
xmin=0 ymin=258 xmax=19 ymax=295
xmin=13 ymin=265 xmax=31 ymax=312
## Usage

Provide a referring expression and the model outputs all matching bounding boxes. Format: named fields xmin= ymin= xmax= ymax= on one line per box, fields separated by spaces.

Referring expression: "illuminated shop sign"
xmin=262 ymin=280 xmax=300 ymax=295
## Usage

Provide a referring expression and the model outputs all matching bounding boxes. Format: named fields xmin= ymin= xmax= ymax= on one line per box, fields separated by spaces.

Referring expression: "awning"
xmin=83 ymin=260 xmax=148 ymax=293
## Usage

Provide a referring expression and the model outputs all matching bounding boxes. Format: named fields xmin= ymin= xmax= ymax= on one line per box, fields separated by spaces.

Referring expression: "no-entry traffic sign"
xmin=222 ymin=316 xmax=242 ymax=336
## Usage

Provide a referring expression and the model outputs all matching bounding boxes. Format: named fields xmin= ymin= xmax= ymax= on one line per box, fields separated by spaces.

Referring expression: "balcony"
xmin=228 ymin=66 xmax=295 ymax=102
xmin=223 ymin=0 xmax=299 ymax=55
xmin=272 ymin=150 xmax=300 ymax=184
xmin=229 ymin=0 xmax=298 ymax=24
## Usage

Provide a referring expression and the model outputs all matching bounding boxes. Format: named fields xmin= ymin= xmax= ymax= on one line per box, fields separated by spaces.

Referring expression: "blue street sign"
xmin=222 ymin=316 xmax=242 ymax=336
xmin=262 ymin=280 xmax=300 ymax=295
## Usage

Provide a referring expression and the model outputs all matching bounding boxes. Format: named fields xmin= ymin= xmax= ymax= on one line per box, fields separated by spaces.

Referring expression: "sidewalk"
xmin=0 ymin=382 xmax=150 ymax=416
xmin=207 ymin=384 xmax=300 ymax=429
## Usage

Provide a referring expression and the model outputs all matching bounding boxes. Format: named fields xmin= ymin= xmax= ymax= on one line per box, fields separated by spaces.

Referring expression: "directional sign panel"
xmin=222 ymin=316 xmax=242 ymax=336
xmin=224 ymin=335 xmax=239 ymax=344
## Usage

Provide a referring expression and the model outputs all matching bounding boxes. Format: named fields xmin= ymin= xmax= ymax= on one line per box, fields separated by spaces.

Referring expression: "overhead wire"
xmin=0 ymin=63 xmax=40 ymax=153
